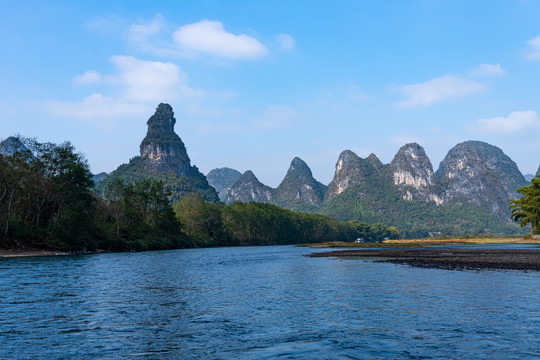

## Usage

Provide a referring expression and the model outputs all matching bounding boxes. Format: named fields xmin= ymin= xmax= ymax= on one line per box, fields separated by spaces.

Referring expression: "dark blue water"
xmin=2 ymin=246 xmax=540 ymax=359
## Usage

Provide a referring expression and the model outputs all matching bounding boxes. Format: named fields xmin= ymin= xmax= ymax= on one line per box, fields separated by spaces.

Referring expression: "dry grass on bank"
xmin=303 ymin=237 xmax=540 ymax=248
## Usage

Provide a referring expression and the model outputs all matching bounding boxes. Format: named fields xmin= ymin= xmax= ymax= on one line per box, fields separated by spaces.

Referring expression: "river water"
xmin=1 ymin=245 xmax=540 ymax=359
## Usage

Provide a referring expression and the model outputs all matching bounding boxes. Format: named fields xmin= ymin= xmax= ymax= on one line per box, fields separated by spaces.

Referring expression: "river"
xmin=1 ymin=245 xmax=540 ymax=359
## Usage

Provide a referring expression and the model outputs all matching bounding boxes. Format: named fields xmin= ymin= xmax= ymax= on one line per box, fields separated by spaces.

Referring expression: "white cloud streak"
xmin=47 ymin=94 xmax=150 ymax=121
xmin=128 ymin=14 xmax=167 ymax=44
xmin=398 ymin=74 xmax=485 ymax=107
xmin=73 ymin=71 xmax=103 ymax=85
xmin=525 ymin=35 xmax=540 ymax=60
xmin=468 ymin=110 xmax=540 ymax=135
xmin=471 ymin=63 xmax=505 ymax=77
xmin=172 ymin=20 xmax=267 ymax=59
xmin=52 ymin=56 xmax=205 ymax=124
xmin=110 ymin=55 xmax=204 ymax=102
xmin=276 ymin=33 xmax=295 ymax=51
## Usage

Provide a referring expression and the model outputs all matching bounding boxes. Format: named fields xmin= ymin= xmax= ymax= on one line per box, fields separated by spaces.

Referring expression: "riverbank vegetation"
xmin=510 ymin=175 xmax=540 ymax=235
xmin=0 ymin=138 xmax=399 ymax=252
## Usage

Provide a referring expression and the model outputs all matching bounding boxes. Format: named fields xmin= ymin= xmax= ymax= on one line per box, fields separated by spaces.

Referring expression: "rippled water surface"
xmin=2 ymin=245 xmax=540 ymax=359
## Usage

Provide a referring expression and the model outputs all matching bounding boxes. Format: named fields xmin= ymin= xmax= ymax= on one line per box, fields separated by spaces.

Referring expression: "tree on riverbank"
xmin=173 ymin=195 xmax=398 ymax=247
xmin=100 ymin=178 xmax=186 ymax=250
xmin=0 ymin=138 xmax=95 ymax=250
xmin=1 ymin=136 xmax=400 ymax=252
xmin=510 ymin=175 xmax=540 ymax=234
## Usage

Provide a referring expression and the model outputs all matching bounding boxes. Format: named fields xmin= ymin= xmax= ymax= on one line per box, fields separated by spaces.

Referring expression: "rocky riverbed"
xmin=309 ymin=248 xmax=540 ymax=271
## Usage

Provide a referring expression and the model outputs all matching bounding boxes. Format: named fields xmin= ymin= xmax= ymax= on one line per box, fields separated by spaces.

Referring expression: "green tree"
xmin=510 ymin=175 xmax=540 ymax=234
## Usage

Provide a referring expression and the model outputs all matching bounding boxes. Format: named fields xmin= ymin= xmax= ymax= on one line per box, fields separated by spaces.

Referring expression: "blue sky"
xmin=1 ymin=0 xmax=540 ymax=186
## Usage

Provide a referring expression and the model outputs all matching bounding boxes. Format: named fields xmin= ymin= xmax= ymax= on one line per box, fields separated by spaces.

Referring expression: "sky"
xmin=1 ymin=0 xmax=540 ymax=187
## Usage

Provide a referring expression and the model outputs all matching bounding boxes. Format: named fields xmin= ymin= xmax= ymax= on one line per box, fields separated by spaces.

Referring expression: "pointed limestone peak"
xmin=366 ymin=153 xmax=383 ymax=170
xmin=463 ymin=140 xmax=527 ymax=195
xmin=287 ymin=157 xmax=312 ymax=177
xmin=435 ymin=140 xmax=514 ymax=220
xmin=241 ymin=170 xmax=259 ymax=183
xmin=537 ymin=164 xmax=540 ymax=176
xmin=366 ymin=153 xmax=381 ymax=163
xmin=274 ymin=157 xmax=327 ymax=210
xmin=0 ymin=136 xmax=29 ymax=156
xmin=391 ymin=143 xmax=433 ymax=171
xmin=436 ymin=140 xmax=526 ymax=199
xmin=140 ymin=103 xmax=191 ymax=175
xmin=206 ymin=167 xmax=242 ymax=201
xmin=147 ymin=103 xmax=176 ymax=134
xmin=336 ymin=149 xmax=360 ymax=167
xmin=435 ymin=141 xmax=483 ymax=180
xmin=326 ymin=149 xmax=382 ymax=201
xmin=225 ymin=170 xmax=273 ymax=204
xmin=390 ymin=143 xmax=440 ymax=203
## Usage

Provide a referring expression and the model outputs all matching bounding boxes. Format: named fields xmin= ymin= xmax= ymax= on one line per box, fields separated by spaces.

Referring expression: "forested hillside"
xmin=0 ymin=137 xmax=395 ymax=252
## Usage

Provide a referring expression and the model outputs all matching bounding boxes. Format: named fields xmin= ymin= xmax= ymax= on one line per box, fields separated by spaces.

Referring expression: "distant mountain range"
xmin=209 ymin=140 xmax=538 ymax=237
xmin=64 ymin=103 xmax=538 ymax=237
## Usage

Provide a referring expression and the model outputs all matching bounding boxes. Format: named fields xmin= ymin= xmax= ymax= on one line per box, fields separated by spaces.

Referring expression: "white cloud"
xmin=172 ymin=20 xmax=268 ymax=59
xmin=110 ymin=55 xmax=204 ymax=102
xmin=128 ymin=14 xmax=166 ymax=44
xmin=398 ymin=74 xmax=485 ymax=107
xmin=276 ymin=33 xmax=295 ymax=51
xmin=251 ymin=105 xmax=302 ymax=129
xmin=468 ymin=110 xmax=540 ymax=134
xmin=73 ymin=71 xmax=102 ymax=85
xmin=47 ymin=94 xmax=150 ymax=122
xmin=471 ymin=63 xmax=505 ymax=77
xmin=49 ymin=56 xmax=205 ymax=124
xmin=525 ymin=35 xmax=540 ymax=60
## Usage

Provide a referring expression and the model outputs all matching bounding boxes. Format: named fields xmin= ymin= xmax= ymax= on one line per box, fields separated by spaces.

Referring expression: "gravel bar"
xmin=309 ymin=248 xmax=540 ymax=271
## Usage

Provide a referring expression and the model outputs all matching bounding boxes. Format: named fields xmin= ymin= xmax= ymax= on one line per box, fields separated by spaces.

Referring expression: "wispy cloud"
xmin=467 ymin=110 xmax=540 ymax=134
xmin=276 ymin=33 xmax=295 ymax=51
xmin=398 ymin=74 xmax=484 ymax=107
xmin=73 ymin=71 xmax=103 ymax=85
xmin=49 ymin=56 xmax=204 ymax=125
xmin=470 ymin=63 xmax=505 ymax=77
xmin=110 ymin=55 xmax=204 ymax=102
xmin=172 ymin=20 xmax=268 ymax=59
xmin=525 ymin=35 xmax=540 ymax=60
xmin=128 ymin=14 xmax=167 ymax=44
xmin=47 ymin=94 xmax=150 ymax=123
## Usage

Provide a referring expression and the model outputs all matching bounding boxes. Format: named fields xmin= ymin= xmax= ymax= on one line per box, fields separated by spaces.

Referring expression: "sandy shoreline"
xmin=309 ymin=248 xmax=540 ymax=271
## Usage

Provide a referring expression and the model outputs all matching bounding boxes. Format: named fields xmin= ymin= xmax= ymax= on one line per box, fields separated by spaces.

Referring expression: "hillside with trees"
xmin=0 ymin=136 xmax=395 ymax=252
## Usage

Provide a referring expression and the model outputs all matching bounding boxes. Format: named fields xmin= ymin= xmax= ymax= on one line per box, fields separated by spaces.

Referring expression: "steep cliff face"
xmin=325 ymin=150 xmax=382 ymax=202
xmin=206 ymin=167 xmax=242 ymax=201
xmin=225 ymin=171 xmax=273 ymax=203
xmin=140 ymin=103 xmax=191 ymax=175
xmin=435 ymin=141 xmax=511 ymax=219
xmin=0 ymin=137 xmax=28 ymax=156
xmin=100 ymin=103 xmax=218 ymax=202
xmin=273 ymin=157 xmax=327 ymax=211
xmin=390 ymin=143 xmax=442 ymax=204
xmin=462 ymin=141 xmax=527 ymax=199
